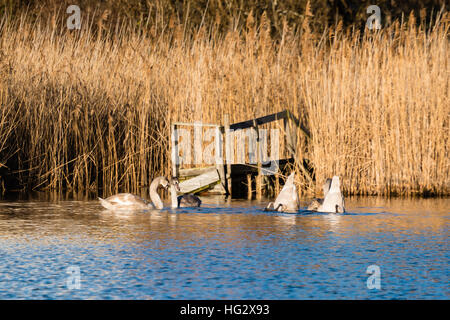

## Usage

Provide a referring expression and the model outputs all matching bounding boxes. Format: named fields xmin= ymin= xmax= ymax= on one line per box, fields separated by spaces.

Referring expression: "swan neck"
xmin=170 ymin=184 xmax=178 ymax=208
xmin=149 ymin=177 xmax=164 ymax=209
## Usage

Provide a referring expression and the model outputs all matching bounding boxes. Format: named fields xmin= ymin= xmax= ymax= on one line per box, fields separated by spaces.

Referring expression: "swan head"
xmin=169 ymin=177 xmax=181 ymax=192
xmin=160 ymin=177 xmax=170 ymax=190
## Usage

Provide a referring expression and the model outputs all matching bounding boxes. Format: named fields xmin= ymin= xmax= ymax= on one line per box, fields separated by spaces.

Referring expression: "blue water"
xmin=0 ymin=195 xmax=448 ymax=299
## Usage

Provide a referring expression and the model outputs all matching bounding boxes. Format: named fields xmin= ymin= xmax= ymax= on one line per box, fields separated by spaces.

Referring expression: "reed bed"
xmin=0 ymin=10 xmax=448 ymax=196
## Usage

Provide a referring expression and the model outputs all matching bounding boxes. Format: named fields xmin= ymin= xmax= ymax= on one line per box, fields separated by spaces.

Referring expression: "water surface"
xmin=0 ymin=194 xmax=448 ymax=299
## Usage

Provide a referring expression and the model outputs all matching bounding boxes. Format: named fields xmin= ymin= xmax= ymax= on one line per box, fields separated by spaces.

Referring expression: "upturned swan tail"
xmin=328 ymin=176 xmax=341 ymax=193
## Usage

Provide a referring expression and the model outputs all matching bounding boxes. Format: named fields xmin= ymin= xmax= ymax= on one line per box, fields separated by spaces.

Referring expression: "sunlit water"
xmin=0 ymin=194 xmax=448 ymax=299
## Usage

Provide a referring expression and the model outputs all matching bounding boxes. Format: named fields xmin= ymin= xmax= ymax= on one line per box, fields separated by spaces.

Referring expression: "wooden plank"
xmin=229 ymin=111 xmax=287 ymax=130
xmin=230 ymin=158 xmax=294 ymax=176
xmin=228 ymin=109 xmax=310 ymax=138
xmin=172 ymin=122 xmax=221 ymax=128
xmin=285 ymin=110 xmax=311 ymax=138
xmin=205 ymin=182 xmax=227 ymax=195
xmin=179 ymin=166 xmax=217 ymax=178
xmin=178 ymin=168 xmax=221 ymax=194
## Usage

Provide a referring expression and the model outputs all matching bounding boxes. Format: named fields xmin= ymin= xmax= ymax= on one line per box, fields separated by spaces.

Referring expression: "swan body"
xmin=99 ymin=176 xmax=169 ymax=211
xmin=308 ymin=176 xmax=345 ymax=213
xmin=265 ymin=172 xmax=299 ymax=212
xmin=169 ymin=177 xmax=201 ymax=208
xmin=99 ymin=193 xmax=154 ymax=211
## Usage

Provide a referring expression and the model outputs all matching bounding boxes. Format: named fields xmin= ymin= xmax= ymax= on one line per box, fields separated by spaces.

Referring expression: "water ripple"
xmin=0 ymin=196 xmax=448 ymax=299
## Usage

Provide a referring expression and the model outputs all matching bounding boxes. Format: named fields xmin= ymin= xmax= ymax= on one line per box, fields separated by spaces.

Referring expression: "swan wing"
xmin=323 ymin=178 xmax=332 ymax=197
xmin=328 ymin=176 xmax=341 ymax=193
xmin=100 ymin=193 xmax=153 ymax=210
xmin=318 ymin=177 xmax=344 ymax=213
xmin=273 ymin=174 xmax=299 ymax=211
xmin=319 ymin=192 xmax=342 ymax=212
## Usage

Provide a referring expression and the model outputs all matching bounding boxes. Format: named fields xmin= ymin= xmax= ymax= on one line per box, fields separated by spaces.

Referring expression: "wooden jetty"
xmin=171 ymin=110 xmax=310 ymax=199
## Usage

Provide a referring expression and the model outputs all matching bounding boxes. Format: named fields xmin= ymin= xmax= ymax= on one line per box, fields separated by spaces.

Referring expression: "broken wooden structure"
xmin=170 ymin=110 xmax=310 ymax=199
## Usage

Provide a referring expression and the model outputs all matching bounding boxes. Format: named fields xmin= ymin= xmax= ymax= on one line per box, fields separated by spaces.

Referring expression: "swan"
xmin=169 ymin=177 xmax=202 ymax=208
xmin=310 ymin=176 xmax=345 ymax=213
xmin=98 ymin=176 xmax=170 ymax=211
xmin=265 ymin=172 xmax=299 ymax=212
xmin=307 ymin=178 xmax=332 ymax=211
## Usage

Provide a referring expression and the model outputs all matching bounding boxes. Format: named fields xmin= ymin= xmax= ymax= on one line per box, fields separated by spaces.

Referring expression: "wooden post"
xmin=254 ymin=120 xmax=262 ymax=200
xmin=171 ymin=123 xmax=179 ymax=178
xmin=284 ymin=115 xmax=296 ymax=157
xmin=193 ymin=121 xmax=203 ymax=165
xmin=215 ymin=125 xmax=226 ymax=193
xmin=247 ymin=174 xmax=252 ymax=199
xmin=256 ymin=163 xmax=262 ymax=199
xmin=275 ymin=174 xmax=280 ymax=196
xmin=224 ymin=114 xmax=232 ymax=196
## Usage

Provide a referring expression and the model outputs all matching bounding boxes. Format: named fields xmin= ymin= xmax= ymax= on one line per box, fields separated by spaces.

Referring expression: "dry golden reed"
xmin=0 ymin=10 xmax=448 ymax=197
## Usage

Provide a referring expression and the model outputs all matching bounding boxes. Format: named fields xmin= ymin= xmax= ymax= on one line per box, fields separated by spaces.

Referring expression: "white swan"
xmin=265 ymin=172 xmax=299 ymax=212
xmin=98 ymin=176 xmax=170 ymax=211
xmin=310 ymin=176 xmax=345 ymax=213
xmin=169 ymin=177 xmax=202 ymax=208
